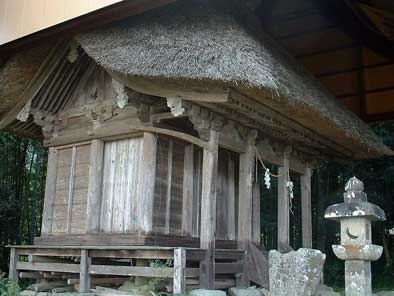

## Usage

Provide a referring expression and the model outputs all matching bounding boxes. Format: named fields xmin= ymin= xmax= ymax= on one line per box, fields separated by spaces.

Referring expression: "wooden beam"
xmin=41 ymin=147 xmax=58 ymax=235
xmin=86 ymin=139 xmax=104 ymax=233
xmin=89 ymin=265 xmax=174 ymax=278
xmin=200 ymin=130 xmax=219 ymax=289
xmin=182 ymin=144 xmax=194 ymax=236
xmin=301 ymin=167 xmax=313 ymax=249
xmin=173 ymin=248 xmax=186 ymax=294
xmin=79 ymin=249 xmax=90 ymax=293
xmin=237 ymin=132 xmax=256 ymax=287
xmin=278 ymin=150 xmax=291 ymax=253
xmin=44 ymin=124 xmax=210 ymax=151
xmin=137 ymin=133 xmax=157 ymax=233
xmin=16 ymin=262 xmax=80 ymax=273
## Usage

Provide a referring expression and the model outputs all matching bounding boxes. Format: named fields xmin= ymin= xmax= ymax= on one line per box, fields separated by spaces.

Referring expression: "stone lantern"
xmin=325 ymin=177 xmax=386 ymax=296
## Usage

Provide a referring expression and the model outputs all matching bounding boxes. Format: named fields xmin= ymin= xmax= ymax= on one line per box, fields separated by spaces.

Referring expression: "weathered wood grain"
xmin=237 ymin=138 xmax=255 ymax=287
xmin=9 ymin=248 xmax=19 ymax=281
xmin=252 ymin=183 xmax=261 ymax=244
xmin=79 ymin=249 xmax=90 ymax=293
xmin=200 ymin=130 xmax=219 ymax=289
xmin=165 ymin=141 xmax=174 ymax=234
xmin=227 ymin=157 xmax=236 ymax=240
xmin=173 ymin=248 xmax=186 ymax=293
xmin=137 ymin=133 xmax=157 ymax=233
xmin=87 ymin=139 xmax=104 ymax=233
xmin=301 ymin=167 xmax=313 ymax=248
xmin=278 ymin=155 xmax=290 ymax=253
xmin=41 ymin=148 xmax=58 ymax=235
xmin=182 ymin=145 xmax=194 ymax=236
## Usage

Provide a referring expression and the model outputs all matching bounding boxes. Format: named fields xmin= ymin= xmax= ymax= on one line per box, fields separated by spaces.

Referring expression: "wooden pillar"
xmin=79 ymin=250 xmax=90 ymax=293
xmin=227 ymin=158 xmax=236 ymax=240
xmin=200 ymin=130 xmax=219 ymax=290
xmin=237 ymin=131 xmax=257 ymax=287
xmin=301 ymin=167 xmax=313 ymax=248
xmin=9 ymin=248 xmax=19 ymax=282
xmin=41 ymin=147 xmax=58 ymax=235
xmin=278 ymin=149 xmax=291 ymax=253
xmin=165 ymin=141 xmax=174 ymax=235
xmin=252 ymin=182 xmax=261 ymax=244
xmin=182 ymin=144 xmax=194 ymax=236
xmin=137 ymin=132 xmax=157 ymax=233
xmin=86 ymin=139 xmax=104 ymax=233
xmin=173 ymin=248 xmax=186 ymax=294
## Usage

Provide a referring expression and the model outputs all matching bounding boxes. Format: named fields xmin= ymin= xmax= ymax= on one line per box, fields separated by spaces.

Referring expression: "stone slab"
xmin=269 ymin=248 xmax=325 ymax=296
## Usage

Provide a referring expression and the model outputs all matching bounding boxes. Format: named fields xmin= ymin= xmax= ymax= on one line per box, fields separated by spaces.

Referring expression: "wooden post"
xmin=200 ymin=130 xmax=219 ymax=289
xmin=165 ymin=141 xmax=174 ymax=234
xmin=227 ymin=158 xmax=236 ymax=240
xmin=137 ymin=132 xmax=157 ymax=233
xmin=301 ymin=167 xmax=313 ymax=248
xmin=79 ymin=249 xmax=90 ymax=293
xmin=173 ymin=248 xmax=186 ymax=294
xmin=278 ymin=148 xmax=291 ymax=253
xmin=86 ymin=139 xmax=104 ymax=233
xmin=237 ymin=131 xmax=257 ymax=287
xmin=182 ymin=144 xmax=194 ymax=236
xmin=41 ymin=148 xmax=58 ymax=235
xmin=9 ymin=248 xmax=19 ymax=282
xmin=252 ymin=182 xmax=261 ymax=244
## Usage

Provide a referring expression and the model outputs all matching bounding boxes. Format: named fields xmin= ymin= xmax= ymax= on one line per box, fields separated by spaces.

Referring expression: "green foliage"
xmin=0 ymin=132 xmax=47 ymax=272
xmin=0 ymin=273 xmax=20 ymax=296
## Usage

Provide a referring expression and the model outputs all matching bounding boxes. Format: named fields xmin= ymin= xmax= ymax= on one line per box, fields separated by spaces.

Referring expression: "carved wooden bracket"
xmin=186 ymin=104 xmax=225 ymax=140
xmin=32 ymin=111 xmax=55 ymax=139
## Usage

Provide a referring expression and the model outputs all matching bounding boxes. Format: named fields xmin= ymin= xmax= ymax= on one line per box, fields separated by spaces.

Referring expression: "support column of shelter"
xmin=200 ymin=129 xmax=220 ymax=289
xmin=277 ymin=147 xmax=291 ymax=253
xmin=237 ymin=130 xmax=257 ymax=287
xmin=301 ymin=166 xmax=313 ymax=248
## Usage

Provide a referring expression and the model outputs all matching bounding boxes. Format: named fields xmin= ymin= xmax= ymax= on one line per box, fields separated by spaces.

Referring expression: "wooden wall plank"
xmin=112 ymin=139 xmax=128 ymax=233
xmin=125 ymin=138 xmax=143 ymax=232
xmin=100 ymin=141 xmax=117 ymax=233
xmin=87 ymin=139 xmax=104 ymax=233
xmin=100 ymin=138 xmax=143 ymax=233
xmin=137 ymin=133 xmax=157 ymax=233
xmin=66 ymin=147 xmax=77 ymax=234
xmin=41 ymin=148 xmax=58 ymax=235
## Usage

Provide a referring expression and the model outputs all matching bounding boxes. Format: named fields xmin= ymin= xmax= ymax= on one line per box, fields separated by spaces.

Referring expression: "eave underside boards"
xmin=197 ymin=89 xmax=352 ymax=161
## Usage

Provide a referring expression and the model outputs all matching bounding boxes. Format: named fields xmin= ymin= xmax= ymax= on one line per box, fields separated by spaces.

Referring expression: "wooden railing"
xmin=9 ymin=245 xmax=244 ymax=293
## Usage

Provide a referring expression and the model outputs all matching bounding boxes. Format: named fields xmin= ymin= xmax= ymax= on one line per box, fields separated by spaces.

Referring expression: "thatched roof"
xmin=76 ymin=0 xmax=391 ymax=159
xmin=0 ymin=43 xmax=51 ymax=118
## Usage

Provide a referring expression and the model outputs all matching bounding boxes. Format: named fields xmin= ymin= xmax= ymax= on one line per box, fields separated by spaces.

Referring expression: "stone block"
xmin=189 ymin=289 xmax=226 ymax=296
xmin=228 ymin=287 xmax=262 ymax=296
xmin=269 ymin=248 xmax=325 ymax=296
